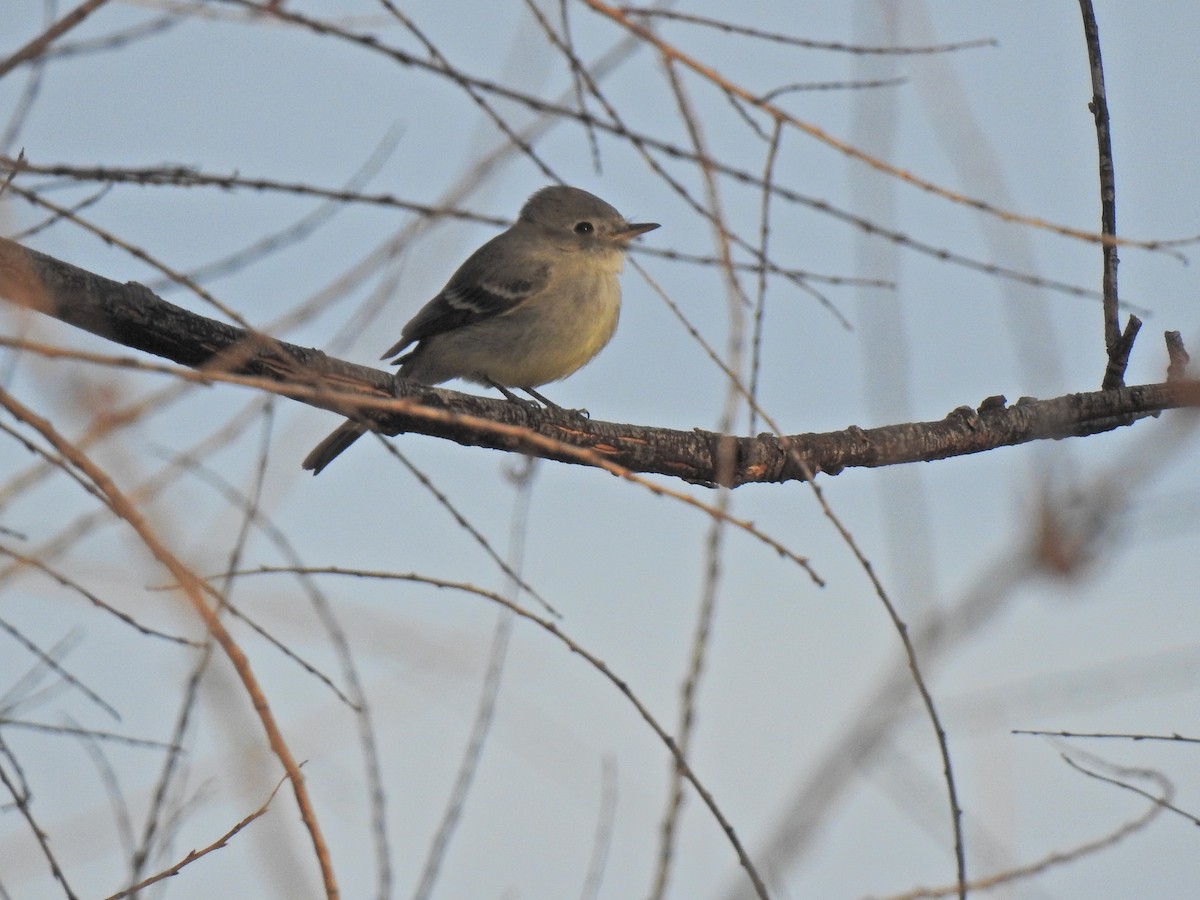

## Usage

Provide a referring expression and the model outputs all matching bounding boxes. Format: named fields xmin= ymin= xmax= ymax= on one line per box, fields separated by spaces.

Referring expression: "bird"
xmin=302 ymin=185 xmax=659 ymax=474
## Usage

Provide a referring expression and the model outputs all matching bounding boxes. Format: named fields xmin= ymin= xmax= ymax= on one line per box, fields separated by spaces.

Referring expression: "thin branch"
xmin=0 ymin=545 xmax=198 ymax=645
xmin=0 ymin=156 xmax=508 ymax=227
xmin=1 ymin=17 xmax=49 ymax=155
xmin=1062 ymin=754 xmax=1197 ymax=826
xmin=617 ymin=8 xmax=997 ymax=55
xmin=142 ymin=124 xmax=403 ymax=291
xmin=0 ymin=718 xmax=180 ymax=749
xmin=103 ymin=777 xmax=287 ymax=900
xmin=5 ymin=183 xmax=259 ymax=331
xmin=17 ymin=14 xmax=180 ymax=65
xmin=748 ymin=120 xmax=783 ymax=434
xmin=1166 ymin=331 xmax=1191 ymax=381
xmin=556 ymin=0 xmax=603 ymax=173
xmin=0 ymin=0 xmax=115 ymax=79
xmin=0 ymin=616 xmax=121 ymax=720
xmin=1014 ymin=728 xmax=1200 ymax=743
xmin=758 ymin=76 xmax=907 ymax=100
xmin=128 ymin=642 xmax=212 ymax=886
xmin=74 ymin=718 xmax=139 ymax=862
xmin=1077 ymin=1 xmax=1139 ymax=388
xmin=1078 ymin=0 xmax=1119 ymax=351
xmin=0 ymin=747 xmax=79 ymax=898
xmin=0 ymin=630 xmax=86 ymax=717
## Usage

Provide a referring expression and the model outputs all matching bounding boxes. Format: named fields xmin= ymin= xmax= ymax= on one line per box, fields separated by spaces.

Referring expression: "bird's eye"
xmin=574 ymin=221 xmax=594 ymax=234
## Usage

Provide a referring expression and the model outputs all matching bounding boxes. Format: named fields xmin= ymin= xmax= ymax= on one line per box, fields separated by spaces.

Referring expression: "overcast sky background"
xmin=2 ymin=2 xmax=1200 ymax=898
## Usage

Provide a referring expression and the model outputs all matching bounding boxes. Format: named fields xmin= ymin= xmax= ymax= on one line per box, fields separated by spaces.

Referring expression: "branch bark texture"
xmin=1 ymin=237 xmax=1193 ymax=487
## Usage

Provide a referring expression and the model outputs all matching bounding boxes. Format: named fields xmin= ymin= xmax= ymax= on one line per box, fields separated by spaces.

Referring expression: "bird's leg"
xmin=521 ymin=385 xmax=589 ymax=418
xmin=486 ymin=379 xmax=588 ymax=417
xmin=488 ymin=380 xmax=523 ymax=403
xmin=521 ymin=386 xmax=562 ymax=409
xmin=487 ymin=378 xmax=540 ymax=409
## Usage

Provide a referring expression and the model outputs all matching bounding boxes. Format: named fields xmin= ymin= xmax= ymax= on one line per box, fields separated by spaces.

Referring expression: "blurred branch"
xmin=0 ymin=0 xmax=114 ymax=79
xmin=2 ymin=237 xmax=1196 ymax=488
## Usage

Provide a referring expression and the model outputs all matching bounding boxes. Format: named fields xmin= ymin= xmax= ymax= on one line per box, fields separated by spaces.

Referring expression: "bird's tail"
xmin=302 ymin=421 xmax=367 ymax=475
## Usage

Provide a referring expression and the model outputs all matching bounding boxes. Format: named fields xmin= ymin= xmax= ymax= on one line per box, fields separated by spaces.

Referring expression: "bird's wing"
xmin=380 ymin=258 xmax=550 ymax=361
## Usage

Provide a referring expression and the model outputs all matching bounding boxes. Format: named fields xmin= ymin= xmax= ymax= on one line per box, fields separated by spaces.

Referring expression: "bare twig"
xmin=10 ymin=154 xmax=1122 ymax=305
xmin=0 ymin=752 xmax=79 ymax=899
xmin=1014 ymin=728 xmax=1200 ymax=744
xmin=103 ymin=777 xmax=287 ymax=899
xmin=748 ymin=120 xmax=783 ymax=433
xmin=0 ymin=718 xmax=180 ymax=749
xmin=0 ymin=546 xmax=198 ymax=645
xmin=0 ymin=0 xmax=114 ymax=79
xmin=618 ymin=8 xmax=997 ymax=55
xmin=128 ymin=641 xmax=212 ymax=886
xmin=1078 ymin=1 xmax=1140 ymax=388
xmin=1062 ymin=753 xmax=1196 ymax=826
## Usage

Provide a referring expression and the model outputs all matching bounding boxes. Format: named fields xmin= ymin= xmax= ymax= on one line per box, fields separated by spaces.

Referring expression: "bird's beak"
xmin=614 ymin=221 xmax=660 ymax=242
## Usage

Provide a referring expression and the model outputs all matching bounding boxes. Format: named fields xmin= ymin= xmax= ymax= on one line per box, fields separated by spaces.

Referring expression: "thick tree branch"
xmin=1 ymin=237 xmax=1195 ymax=487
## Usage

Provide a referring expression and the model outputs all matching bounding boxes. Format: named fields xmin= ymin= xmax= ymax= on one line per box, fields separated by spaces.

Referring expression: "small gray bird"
xmin=302 ymin=185 xmax=659 ymax=474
